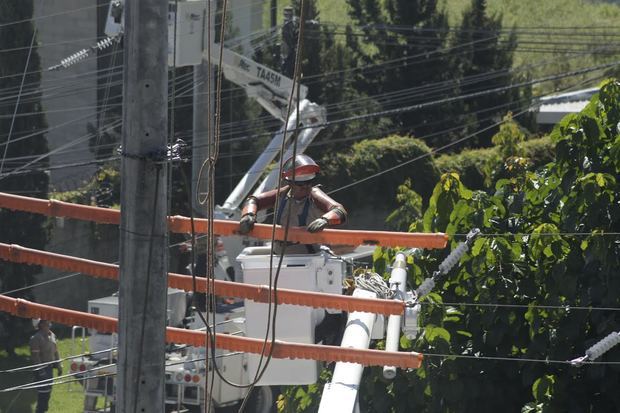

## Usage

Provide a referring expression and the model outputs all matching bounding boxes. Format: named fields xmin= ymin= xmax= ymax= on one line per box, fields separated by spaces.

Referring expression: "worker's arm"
xmin=54 ymin=341 xmax=62 ymax=374
xmin=307 ymin=187 xmax=347 ymax=233
xmin=239 ymin=187 xmax=289 ymax=234
xmin=242 ymin=186 xmax=289 ymax=215
xmin=310 ymin=187 xmax=347 ymax=224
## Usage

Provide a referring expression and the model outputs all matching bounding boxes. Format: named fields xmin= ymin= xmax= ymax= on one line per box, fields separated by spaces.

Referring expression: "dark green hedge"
xmin=319 ymin=135 xmax=440 ymax=210
xmin=320 ymin=134 xmax=554 ymax=208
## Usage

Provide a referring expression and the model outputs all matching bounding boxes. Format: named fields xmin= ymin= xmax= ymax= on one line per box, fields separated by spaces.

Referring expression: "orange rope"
xmin=0 ymin=243 xmax=405 ymax=315
xmin=0 ymin=295 xmax=423 ymax=368
xmin=0 ymin=192 xmax=447 ymax=248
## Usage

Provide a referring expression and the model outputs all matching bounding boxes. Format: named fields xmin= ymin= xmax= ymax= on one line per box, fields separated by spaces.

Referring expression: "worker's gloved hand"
xmin=239 ymin=213 xmax=256 ymax=234
xmin=56 ymin=363 xmax=62 ymax=375
xmin=307 ymin=217 xmax=328 ymax=233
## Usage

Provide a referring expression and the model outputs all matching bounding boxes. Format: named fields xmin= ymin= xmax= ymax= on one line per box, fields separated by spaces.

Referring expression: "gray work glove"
xmin=239 ymin=213 xmax=256 ymax=234
xmin=307 ymin=217 xmax=328 ymax=233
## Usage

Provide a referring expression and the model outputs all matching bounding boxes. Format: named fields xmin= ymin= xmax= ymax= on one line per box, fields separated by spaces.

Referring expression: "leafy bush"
xmin=360 ymin=79 xmax=620 ymax=412
xmin=435 ymin=135 xmax=554 ymax=190
xmin=320 ymin=135 xmax=440 ymax=209
xmin=52 ymin=167 xmax=120 ymax=208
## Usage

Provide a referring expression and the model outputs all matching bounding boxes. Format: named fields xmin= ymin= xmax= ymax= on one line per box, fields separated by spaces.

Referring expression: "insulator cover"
xmin=438 ymin=242 xmax=469 ymax=274
xmin=415 ymin=277 xmax=436 ymax=299
xmin=585 ymin=332 xmax=620 ymax=361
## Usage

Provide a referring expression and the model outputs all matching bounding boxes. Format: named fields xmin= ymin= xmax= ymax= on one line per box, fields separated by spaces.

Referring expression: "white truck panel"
xmin=237 ymin=248 xmax=345 ymax=385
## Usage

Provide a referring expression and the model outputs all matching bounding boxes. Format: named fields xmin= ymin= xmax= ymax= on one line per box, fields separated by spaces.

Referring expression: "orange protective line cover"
xmin=0 ymin=243 xmax=404 ymax=315
xmin=0 ymin=295 xmax=423 ymax=369
xmin=0 ymin=192 xmax=447 ymax=248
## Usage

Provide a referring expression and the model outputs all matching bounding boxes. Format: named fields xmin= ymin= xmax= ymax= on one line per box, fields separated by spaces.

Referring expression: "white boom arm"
xmin=252 ymin=100 xmax=326 ymax=196
xmin=218 ymin=98 xmax=325 ymax=214
xmin=207 ymin=47 xmax=308 ymax=121
xmin=218 ymin=106 xmax=298 ymax=214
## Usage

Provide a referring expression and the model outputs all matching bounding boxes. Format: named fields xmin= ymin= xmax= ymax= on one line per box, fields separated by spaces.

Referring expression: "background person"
xmin=29 ymin=319 xmax=61 ymax=413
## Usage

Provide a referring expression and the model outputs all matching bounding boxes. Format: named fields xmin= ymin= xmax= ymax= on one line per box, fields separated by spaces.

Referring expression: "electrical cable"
xmin=0 ymin=23 xmax=613 ymax=98
xmin=0 ymin=35 xmax=102 ymax=54
xmin=0 ymin=47 xmax=123 ymax=82
xmin=0 ymin=32 xmax=604 ymax=135
xmin=0 ymin=119 xmax=123 ymax=181
xmin=236 ymin=3 xmax=308 ymax=411
xmin=0 ymin=347 xmax=118 ymax=373
xmin=112 ymin=51 xmax=612 ymax=152
xmin=420 ymin=352 xmax=620 ymax=365
xmin=0 ymin=70 xmax=598 ymax=186
xmin=321 ymin=21 xmax=620 ymax=35
xmin=1 ymin=18 xmax=616 ymax=402
xmin=8 ymin=345 xmax=620 ymax=395
xmin=0 ymin=25 xmax=590 ymax=110
xmin=158 ymin=49 xmax=614 ymax=143
xmin=0 ymin=69 xmax=199 ymax=179
xmin=0 ymin=74 xmax=592 ymax=183
xmin=0 ymin=27 xmax=37 ymax=177
xmin=0 ymin=351 xmax=243 ymax=392
xmin=127 ymin=167 xmax=163 ymax=413
xmin=203 ymin=0 xmax=217 ymax=408
xmin=419 ymin=301 xmax=620 ymax=312
xmin=0 ymin=3 xmax=109 ymax=29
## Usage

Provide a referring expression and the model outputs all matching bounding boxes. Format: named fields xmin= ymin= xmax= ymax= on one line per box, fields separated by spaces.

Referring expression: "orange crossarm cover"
xmin=0 ymin=243 xmax=405 ymax=315
xmin=0 ymin=192 xmax=447 ymax=249
xmin=0 ymin=192 xmax=120 ymax=224
xmin=0 ymin=295 xmax=423 ymax=369
xmin=168 ymin=216 xmax=447 ymax=249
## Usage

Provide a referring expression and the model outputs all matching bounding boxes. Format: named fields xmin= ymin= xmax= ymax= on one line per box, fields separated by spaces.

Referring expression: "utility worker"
xmin=280 ymin=6 xmax=298 ymax=77
xmin=29 ymin=319 xmax=62 ymax=413
xmin=238 ymin=154 xmax=347 ymax=254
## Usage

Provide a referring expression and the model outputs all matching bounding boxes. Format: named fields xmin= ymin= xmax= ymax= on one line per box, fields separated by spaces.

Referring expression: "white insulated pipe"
xmin=383 ymin=252 xmax=408 ymax=379
xmin=318 ymin=289 xmax=377 ymax=413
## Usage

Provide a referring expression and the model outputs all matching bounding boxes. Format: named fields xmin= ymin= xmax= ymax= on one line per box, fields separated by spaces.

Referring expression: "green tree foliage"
xmin=361 ymin=79 xmax=620 ymax=411
xmin=268 ymin=0 xmax=384 ymax=153
xmin=449 ymin=0 xmax=533 ymax=147
xmin=345 ymin=0 xmax=454 ymax=143
xmin=434 ymin=134 xmax=554 ymax=191
xmin=344 ymin=0 xmax=532 ymax=149
xmin=0 ymin=1 xmax=50 ymax=353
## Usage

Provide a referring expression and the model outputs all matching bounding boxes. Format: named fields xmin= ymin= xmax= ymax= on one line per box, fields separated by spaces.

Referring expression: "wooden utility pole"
xmin=118 ymin=0 xmax=169 ymax=411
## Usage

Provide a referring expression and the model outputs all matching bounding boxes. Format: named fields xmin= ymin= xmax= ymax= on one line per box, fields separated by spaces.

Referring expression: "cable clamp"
xmin=569 ymin=355 xmax=588 ymax=367
xmin=117 ymin=139 xmax=188 ymax=163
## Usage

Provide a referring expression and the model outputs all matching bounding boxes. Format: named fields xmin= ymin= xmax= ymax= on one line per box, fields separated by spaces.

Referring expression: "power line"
xmin=0 ymin=68 xmax=604 ymax=180
xmin=421 ymin=352 xmax=620 ymax=365
xmin=0 ymin=27 xmax=37 ymax=176
xmin=0 ymin=3 xmax=108 ymax=29
xmin=420 ymin=301 xmax=620 ymax=312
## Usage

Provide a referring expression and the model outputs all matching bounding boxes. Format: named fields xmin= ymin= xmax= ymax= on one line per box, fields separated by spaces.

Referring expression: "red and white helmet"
xmin=282 ymin=154 xmax=320 ymax=183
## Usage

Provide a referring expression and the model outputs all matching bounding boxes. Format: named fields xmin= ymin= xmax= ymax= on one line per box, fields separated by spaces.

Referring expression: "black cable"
xmin=0 ymin=70 xmax=603 ymax=180
xmin=237 ymin=2 xmax=308 ymax=411
xmin=130 ymin=164 xmax=163 ymax=413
